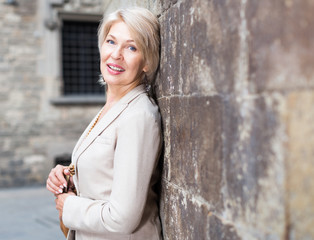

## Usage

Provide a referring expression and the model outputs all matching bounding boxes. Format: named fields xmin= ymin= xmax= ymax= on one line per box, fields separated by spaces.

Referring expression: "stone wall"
xmin=0 ymin=0 xmax=106 ymax=187
xmin=155 ymin=0 xmax=314 ymax=239
xmin=0 ymin=0 xmax=313 ymax=239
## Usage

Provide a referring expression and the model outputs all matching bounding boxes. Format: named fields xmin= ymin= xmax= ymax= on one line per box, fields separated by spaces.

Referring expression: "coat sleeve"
xmin=62 ymin=110 xmax=161 ymax=234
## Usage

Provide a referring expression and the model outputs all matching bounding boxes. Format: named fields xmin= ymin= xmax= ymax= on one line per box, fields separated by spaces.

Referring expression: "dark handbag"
xmin=60 ymin=164 xmax=76 ymax=238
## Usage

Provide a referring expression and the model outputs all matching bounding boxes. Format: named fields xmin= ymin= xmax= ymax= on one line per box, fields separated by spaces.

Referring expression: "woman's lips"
xmin=107 ymin=63 xmax=125 ymax=75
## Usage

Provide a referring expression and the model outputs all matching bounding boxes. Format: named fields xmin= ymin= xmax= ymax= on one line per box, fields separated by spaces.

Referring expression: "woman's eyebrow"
xmin=107 ymin=34 xmax=135 ymax=43
xmin=107 ymin=34 xmax=116 ymax=39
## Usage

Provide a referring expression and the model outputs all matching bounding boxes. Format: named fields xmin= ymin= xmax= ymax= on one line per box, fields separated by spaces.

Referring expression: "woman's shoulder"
xmin=124 ymin=92 xmax=160 ymax=121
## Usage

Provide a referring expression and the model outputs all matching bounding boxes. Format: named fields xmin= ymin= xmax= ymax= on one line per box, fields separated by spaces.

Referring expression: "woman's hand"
xmin=55 ymin=192 xmax=76 ymax=220
xmin=46 ymin=165 xmax=70 ymax=195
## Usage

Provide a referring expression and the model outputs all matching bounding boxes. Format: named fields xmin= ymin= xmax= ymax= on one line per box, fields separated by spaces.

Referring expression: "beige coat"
xmin=63 ymin=85 xmax=162 ymax=240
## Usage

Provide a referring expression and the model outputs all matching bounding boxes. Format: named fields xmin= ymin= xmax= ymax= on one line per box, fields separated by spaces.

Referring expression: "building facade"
xmin=0 ymin=0 xmax=106 ymax=186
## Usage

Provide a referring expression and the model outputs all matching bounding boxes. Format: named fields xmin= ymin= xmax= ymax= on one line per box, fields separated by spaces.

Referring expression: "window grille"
xmin=62 ymin=20 xmax=103 ymax=95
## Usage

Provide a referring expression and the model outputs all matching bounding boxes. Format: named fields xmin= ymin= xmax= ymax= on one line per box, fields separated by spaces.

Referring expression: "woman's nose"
xmin=111 ymin=46 xmax=123 ymax=60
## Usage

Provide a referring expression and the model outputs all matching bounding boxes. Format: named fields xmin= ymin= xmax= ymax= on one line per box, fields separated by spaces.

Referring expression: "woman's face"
xmin=100 ymin=21 xmax=147 ymax=88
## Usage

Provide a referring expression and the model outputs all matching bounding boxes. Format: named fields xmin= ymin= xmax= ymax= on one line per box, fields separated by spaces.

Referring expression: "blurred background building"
xmin=0 ymin=0 xmax=104 ymax=187
xmin=0 ymin=0 xmax=314 ymax=239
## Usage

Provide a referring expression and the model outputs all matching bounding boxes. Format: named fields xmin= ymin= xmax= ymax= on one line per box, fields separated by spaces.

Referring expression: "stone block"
xmin=222 ymin=95 xmax=277 ymax=206
xmin=160 ymin=181 xmax=240 ymax=240
xmin=16 ymin=0 xmax=37 ymax=16
xmin=159 ymin=0 xmax=178 ymax=12
xmin=0 ymin=150 xmax=14 ymax=158
xmin=285 ymin=90 xmax=314 ymax=239
xmin=101 ymin=0 xmax=161 ymax=17
xmin=160 ymin=182 xmax=210 ymax=240
xmin=221 ymin=93 xmax=286 ymax=238
xmin=247 ymin=0 xmax=314 ymax=92
xmin=161 ymin=95 xmax=223 ymax=206
xmin=208 ymin=214 xmax=240 ymax=240
xmin=156 ymin=0 xmax=242 ymax=97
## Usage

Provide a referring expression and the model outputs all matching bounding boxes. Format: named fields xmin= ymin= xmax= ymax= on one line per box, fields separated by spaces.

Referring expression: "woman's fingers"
xmin=64 ymin=168 xmax=70 ymax=176
xmin=46 ymin=165 xmax=68 ymax=194
xmin=47 ymin=177 xmax=63 ymax=194
xmin=54 ymin=165 xmax=68 ymax=187
xmin=46 ymin=171 xmax=60 ymax=194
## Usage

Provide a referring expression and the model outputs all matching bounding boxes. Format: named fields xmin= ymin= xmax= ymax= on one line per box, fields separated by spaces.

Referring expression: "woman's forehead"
xmin=107 ymin=21 xmax=134 ymax=41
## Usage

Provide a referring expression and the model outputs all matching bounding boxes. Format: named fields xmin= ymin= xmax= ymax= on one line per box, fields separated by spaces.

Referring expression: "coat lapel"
xmin=72 ymin=85 xmax=146 ymax=164
xmin=71 ymin=112 xmax=99 ymax=160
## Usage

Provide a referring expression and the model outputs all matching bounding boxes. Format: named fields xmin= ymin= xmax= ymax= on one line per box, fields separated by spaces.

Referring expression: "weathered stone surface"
xmin=15 ymin=0 xmax=37 ymax=16
xmin=208 ymin=214 xmax=240 ymax=240
xmin=169 ymin=95 xmax=223 ymax=205
xmin=285 ymin=91 xmax=314 ymax=239
xmin=160 ymin=181 xmax=241 ymax=240
xmin=160 ymin=93 xmax=288 ymax=239
xmin=100 ymin=0 xmax=161 ymax=17
xmin=156 ymin=0 xmax=242 ymax=98
xmin=222 ymin=95 xmax=277 ymax=213
xmin=159 ymin=0 xmax=178 ymax=11
xmin=220 ymin=93 xmax=287 ymax=239
xmin=155 ymin=0 xmax=313 ymax=238
xmin=160 ymin=182 xmax=210 ymax=240
xmin=247 ymin=0 xmax=314 ymax=92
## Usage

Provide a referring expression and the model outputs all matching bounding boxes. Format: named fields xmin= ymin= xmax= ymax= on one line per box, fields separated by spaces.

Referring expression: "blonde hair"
xmin=98 ymin=7 xmax=160 ymax=85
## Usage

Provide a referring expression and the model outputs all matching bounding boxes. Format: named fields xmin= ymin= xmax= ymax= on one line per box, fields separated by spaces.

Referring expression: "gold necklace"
xmin=86 ymin=108 xmax=104 ymax=137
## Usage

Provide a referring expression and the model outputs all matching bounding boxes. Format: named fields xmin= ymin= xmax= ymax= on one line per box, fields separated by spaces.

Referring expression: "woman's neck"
xmin=106 ymin=81 xmax=140 ymax=104
xmin=98 ymin=82 xmax=141 ymax=121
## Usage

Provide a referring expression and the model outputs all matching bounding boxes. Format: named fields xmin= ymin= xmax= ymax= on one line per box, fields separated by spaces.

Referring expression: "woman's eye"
xmin=128 ymin=46 xmax=137 ymax=51
xmin=106 ymin=40 xmax=115 ymax=45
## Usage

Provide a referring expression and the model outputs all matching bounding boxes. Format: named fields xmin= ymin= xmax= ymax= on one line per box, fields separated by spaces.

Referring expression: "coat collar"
xmin=72 ymin=84 xmax=146 ymax=162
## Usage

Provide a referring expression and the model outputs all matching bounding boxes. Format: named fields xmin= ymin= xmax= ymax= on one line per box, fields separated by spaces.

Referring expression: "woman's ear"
xmin=143 ymin=64 xmax=149 ymax=73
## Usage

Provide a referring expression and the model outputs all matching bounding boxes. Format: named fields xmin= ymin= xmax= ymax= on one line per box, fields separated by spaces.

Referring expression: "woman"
xmin=46 ymin=7 xmax=162 ymax=240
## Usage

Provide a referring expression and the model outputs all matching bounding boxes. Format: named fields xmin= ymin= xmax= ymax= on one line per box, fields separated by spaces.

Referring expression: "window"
xmin=61 ymin=20 xmax=103 ymax=96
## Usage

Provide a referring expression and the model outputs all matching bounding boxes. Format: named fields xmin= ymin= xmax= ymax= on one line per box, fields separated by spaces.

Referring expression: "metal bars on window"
xmin=62 ymin=20 xmax=103 ymax=95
